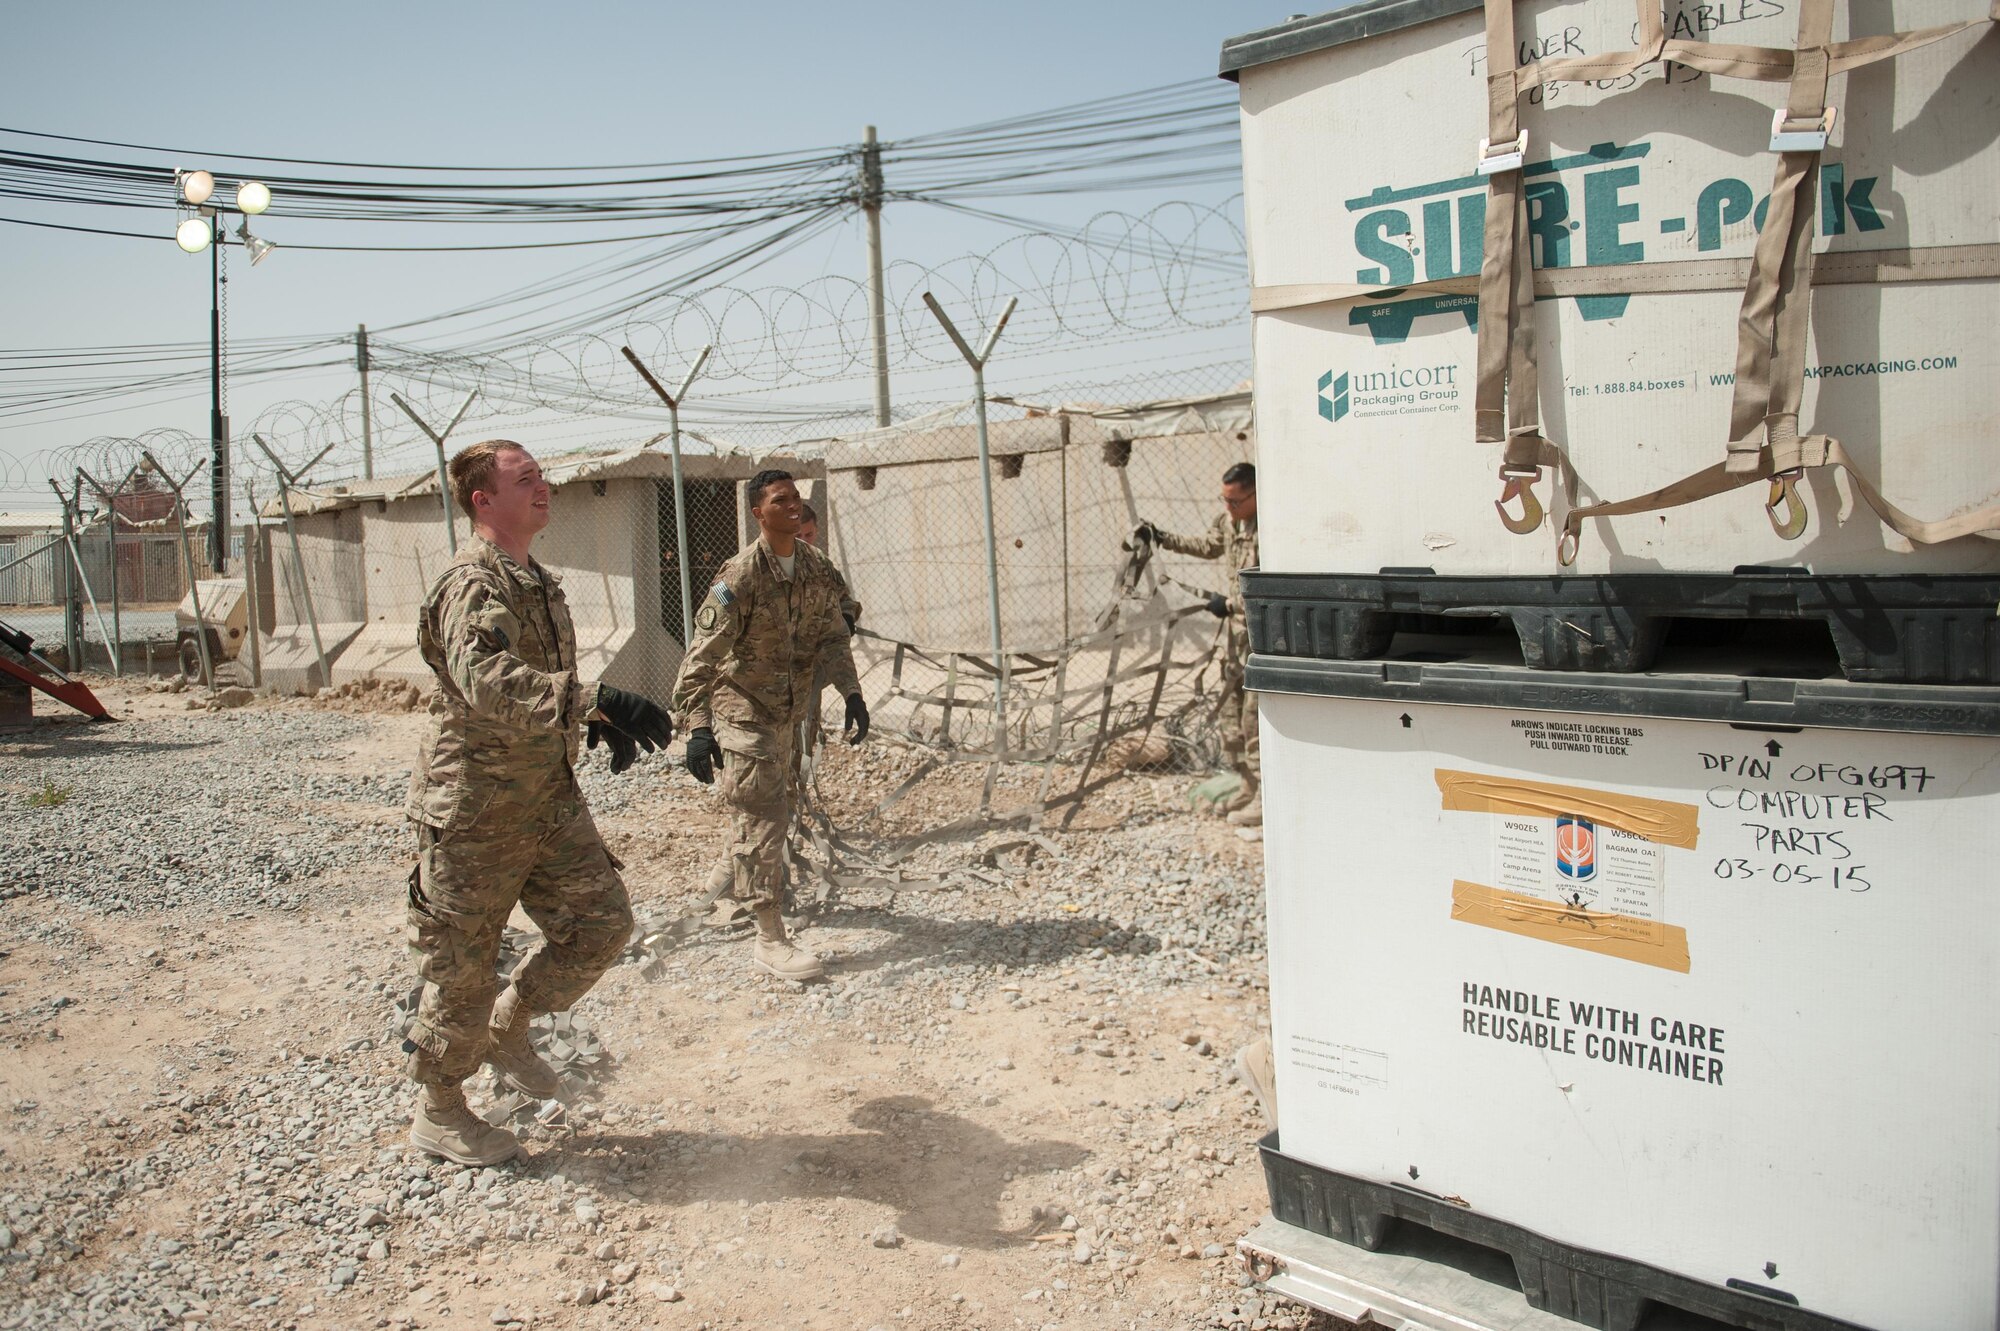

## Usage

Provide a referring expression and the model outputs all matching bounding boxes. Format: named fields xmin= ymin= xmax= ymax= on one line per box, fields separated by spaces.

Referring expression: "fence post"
xmin=241 ymin=480 xmax=263 ymax=689
xmin=78 ymin=465 xmax=138 ymax=677
xmin=49 ymin=479 xmax=113 ymax=673
xmin=622 ymin=344 xmax=712 ymax=647
xmin=51 ymin=481 xmax=80 ymax=668
xmin=921 ymin=292 xmax=1018 ymax=759
xmin=250 ymin=434 xmax=336 ymax=693
xmin=390 ymin=390 xmax=477 ymax=556
xmin=1058 ymin=413 xmax=1071 ymax=645
xmin=139 ymin=453 xmax=214 ymax=688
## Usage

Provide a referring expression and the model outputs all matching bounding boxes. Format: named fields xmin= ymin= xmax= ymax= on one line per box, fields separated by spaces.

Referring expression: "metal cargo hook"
xmin=1495 ymin=472 xmax=1544 ymax=535
xmin=1765 ymin=469 xmax=1809 ymax=540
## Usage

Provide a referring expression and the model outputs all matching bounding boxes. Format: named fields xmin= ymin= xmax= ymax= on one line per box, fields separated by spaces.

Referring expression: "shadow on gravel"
xmin=806 ymin=906 xmax=1162 ymax=978
xmin=551 ymin=1095 xmax=1089 ymax=1249
xmin=0 ymin=726 xmax=212 ymax=758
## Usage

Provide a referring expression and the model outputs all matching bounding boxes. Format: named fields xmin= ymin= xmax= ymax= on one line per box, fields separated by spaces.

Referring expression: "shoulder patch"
xmin=695 ymin=603 xmax=719 ymax=632
xmin=712 ymin=583 xmax=736 ymax=607
xmin=468 ymin=591 xmax=513 ymax=649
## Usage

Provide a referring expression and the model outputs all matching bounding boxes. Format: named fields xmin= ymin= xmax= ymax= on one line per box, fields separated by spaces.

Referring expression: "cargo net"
xmin=773 ymin=385 xmax=1260 ymax=916
xmin=783 ymin=539 xmax=1228 ymax=912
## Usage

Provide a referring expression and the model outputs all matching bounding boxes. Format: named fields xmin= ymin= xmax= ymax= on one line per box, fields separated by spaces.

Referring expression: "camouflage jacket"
xmin=1156 ymin=513 xmax=1259 ymax=616
xmin=405 ymin=536 xmax=594 ymax=828
xmin=671 ymin=536 xmax=861 ymax=751
xmin=818 ymin=562 xmax=862 ymax=688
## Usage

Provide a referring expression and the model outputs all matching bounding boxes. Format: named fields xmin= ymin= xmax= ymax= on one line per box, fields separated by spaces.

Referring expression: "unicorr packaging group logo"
xmin=1316 ymin=370 xmax=1350 ymax=422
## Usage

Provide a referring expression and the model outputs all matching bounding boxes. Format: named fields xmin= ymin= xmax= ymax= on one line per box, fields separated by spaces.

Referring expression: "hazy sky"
xmin=1 ymin=1 xmax=1290 ymax=507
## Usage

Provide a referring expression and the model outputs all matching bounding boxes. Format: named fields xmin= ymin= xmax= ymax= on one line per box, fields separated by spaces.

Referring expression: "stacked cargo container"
xmin=1221 ymin=0 xmax=1999 ymax=1325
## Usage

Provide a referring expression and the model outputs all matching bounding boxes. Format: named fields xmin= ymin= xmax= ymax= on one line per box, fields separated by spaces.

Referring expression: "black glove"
xmin=843 ymin=692 xmax=870 ymax=745
xmin=1205 ymin=593 xmax=1230 ymax=619
xmin=842 ymin=611 xmax=858 ymax=635
xmin=587 ymin=720 xmax=640 ymax=774
xmin=685 ymin=726 xmax=723 ymax=784
xmin=595 ymin=684 xmax=674 ymax=755
xmin=1130 ymin=521 xmax=1159 ymax=547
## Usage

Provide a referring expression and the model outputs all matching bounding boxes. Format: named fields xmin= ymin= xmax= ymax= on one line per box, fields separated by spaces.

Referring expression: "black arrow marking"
xmin=1399 ymin=714 xmax=1412 ymax=729
xmin=1765 ymin=740 xmax=1783 ymax=757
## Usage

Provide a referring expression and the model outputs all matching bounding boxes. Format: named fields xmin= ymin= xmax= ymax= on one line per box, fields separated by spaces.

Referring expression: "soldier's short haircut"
xmin=800 ymin=502 xmax=818 ymax=523
xmin=1222 ymin=462 xmax=1256 ymax=490
xmin=449 ymin=440 xmax=529 ymax=519
xmin=748 ymin=468 xmax=795 ymax=506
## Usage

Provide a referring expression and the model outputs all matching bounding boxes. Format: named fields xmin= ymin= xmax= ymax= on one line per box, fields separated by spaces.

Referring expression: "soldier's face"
xmin=1222 ymin=481 xmax=1256 ymax=522
xmin=474 ymin=448 xmax=551 ymax=538
xmin=753 ymin=479 xmax=804 ymax=538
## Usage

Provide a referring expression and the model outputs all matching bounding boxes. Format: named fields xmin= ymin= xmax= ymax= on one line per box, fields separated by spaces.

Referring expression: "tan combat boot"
xmin=705 ymin=862 xmax=753 ymax=931
xmin=410 ymin=1084 xmax=520 ymax=1166
xmin=485 ymin=986 xmax=563 ymax=1099
xmin=1226 ymin=804 xmax=1262 ymax=828
xmin=752 ymin=906 xmax=824 ymax=982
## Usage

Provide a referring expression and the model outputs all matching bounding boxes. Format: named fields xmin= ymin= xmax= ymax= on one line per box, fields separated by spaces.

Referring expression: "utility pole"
xmin=357 ymin=325 xmax=374 ymax=480
xmin=209 ymin=235 xmax=229 ymax=573
xmin=862 ymin=125 xmax=891 ymax=428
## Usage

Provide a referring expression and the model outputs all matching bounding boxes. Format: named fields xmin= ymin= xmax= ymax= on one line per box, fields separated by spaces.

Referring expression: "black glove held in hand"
xmin=587 ymin=721 xmax=640 ymax=774
xmin=843 ymin=692 xmax=870 ymax=744
xmin=685 ymin=727 xmax=723 ymax=784
xmin=595 ymin=683 xmax=675 ymax=753
xmin=1205 ymin=593 xmax=1230 ymax=619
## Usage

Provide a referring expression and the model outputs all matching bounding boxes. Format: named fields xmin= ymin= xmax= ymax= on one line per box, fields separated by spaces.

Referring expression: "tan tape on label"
xmin=1452 ymin=881 xmax=1693 ymax=973
xmin=1434 ymin=769 xmax=1702 ymax=849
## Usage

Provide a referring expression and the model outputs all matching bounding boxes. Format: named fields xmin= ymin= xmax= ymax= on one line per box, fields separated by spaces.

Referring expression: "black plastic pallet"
xmin=1258 ymin=1134 xmax=1867 ymax=1331
xmin=1241 ymin=570 xmax=2000 ymax=684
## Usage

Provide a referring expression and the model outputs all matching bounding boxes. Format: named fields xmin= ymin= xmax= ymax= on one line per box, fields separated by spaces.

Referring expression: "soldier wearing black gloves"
xmin=669 ymin=471 xmax=866 ymax=980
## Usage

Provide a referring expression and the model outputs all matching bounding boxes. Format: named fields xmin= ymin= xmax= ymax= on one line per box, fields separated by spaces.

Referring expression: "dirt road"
xmin=0 ymin=679 xmax=1303 ymax=1331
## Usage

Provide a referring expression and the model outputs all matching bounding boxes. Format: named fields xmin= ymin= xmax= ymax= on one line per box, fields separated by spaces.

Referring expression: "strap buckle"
xmin=1769 ymin=106 xmax=1836 ymax=153
xmin=1476 ymin=130 xmax=1527 ymax=176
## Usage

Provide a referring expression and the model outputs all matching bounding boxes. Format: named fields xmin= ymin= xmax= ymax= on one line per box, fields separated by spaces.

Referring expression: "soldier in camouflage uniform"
xmin=696 ymin=501 xmax=863 ymax=917
xmin=403 ymin=441 xmax=676 ymax=1165
xmin=673 ymin=471 xmax=868 ymax=981
xmin=1138 ymin=461 xmax=1261 ymax=824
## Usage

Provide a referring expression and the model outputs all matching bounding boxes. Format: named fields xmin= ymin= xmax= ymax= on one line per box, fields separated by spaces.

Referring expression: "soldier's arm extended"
xmin=813 ymin=578 xmax=862 ymax=701
xmin=438 ymin=571 xmax=585 ymax=732
xmin=831 ymin=564 xmax=863 ymax=634
xmin=1152 ymin=512 xmax=1228 ymax=560
xmin=670 ymin=580 xmax=745 ymax=733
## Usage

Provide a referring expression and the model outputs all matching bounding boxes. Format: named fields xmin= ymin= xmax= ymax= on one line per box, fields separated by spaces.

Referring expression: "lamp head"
xmin=179 ymin=170 xmax=215 ymax=205
xmin=243 ymin=233 xmax=277 ymax=266
xmin=175 ymin=216 xmax=213 ymax=253
xmin=236 ymin=180 xmax=271 ymax=215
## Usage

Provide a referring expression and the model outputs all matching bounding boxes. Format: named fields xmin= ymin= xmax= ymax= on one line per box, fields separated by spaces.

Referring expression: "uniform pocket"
xmin=717 ymin=747 xmax=786 ymax=812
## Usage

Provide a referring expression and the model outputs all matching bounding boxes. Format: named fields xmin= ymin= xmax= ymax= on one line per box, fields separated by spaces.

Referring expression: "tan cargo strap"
xmin=1250 ymin=244 xmax=2000 ymax=312
xmin=1473 ymin=0 xmax=1999 ymax=557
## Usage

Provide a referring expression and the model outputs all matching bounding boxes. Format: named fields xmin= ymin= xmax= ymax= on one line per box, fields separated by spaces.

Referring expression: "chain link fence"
xmin=2 ymin=523 xmax=222 ymax=674
xmin=21 ymin=364 xmax=1257 ymax=824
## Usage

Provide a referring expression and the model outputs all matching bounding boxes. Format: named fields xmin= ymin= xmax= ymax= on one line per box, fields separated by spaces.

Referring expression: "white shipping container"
xmin=1258 ymin=678 xmax=2000 ymax=1328
xmin=1226 ymin=0 xmax=2000 ymax=576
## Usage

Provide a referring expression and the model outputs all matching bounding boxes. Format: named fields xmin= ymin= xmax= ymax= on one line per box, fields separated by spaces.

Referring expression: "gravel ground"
xmin=0 ymin=680 xmax=1313 ymax=1331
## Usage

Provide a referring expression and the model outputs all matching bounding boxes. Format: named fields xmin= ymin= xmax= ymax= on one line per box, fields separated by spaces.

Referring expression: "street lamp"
xmin=174 ymin=169 xmax=277 ymax=574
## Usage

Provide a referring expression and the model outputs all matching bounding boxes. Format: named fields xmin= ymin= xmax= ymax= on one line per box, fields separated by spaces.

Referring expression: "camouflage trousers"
xmin=1218 ymin=627 xmax=1260 ymax=807
xmin=703 ymin=707 xmax=820 ymax=904
xmin=404 ymin=803 xmax=633 ymax=1086
xmin=713 ymin=723 xmax=795 ymax=910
